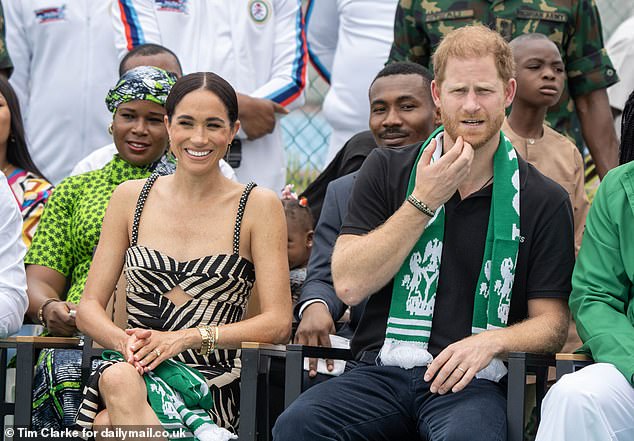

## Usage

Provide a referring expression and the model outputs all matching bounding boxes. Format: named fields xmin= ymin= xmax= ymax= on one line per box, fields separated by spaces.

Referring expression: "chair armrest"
xmin=283 ymin=344 xmax=354 ymax=410
xmin=507 ymin=351 xmax=556 ymax=369
xmin=555 ymin=353 xmax=591 ymax=361
xmin=0 ymin=336 xmax=82 ymax=349
xmin=242 ymin=342 xmax=286 ymax=351
xmin=239 ymin=343 xmax=287 ymax=441
xmin=286 ymin=344 xmax=353 ymax=361
xmin=555 ymin=353 xmax=593 ymax=380
xmin=507 ymin=352 xmax=555 ymax=441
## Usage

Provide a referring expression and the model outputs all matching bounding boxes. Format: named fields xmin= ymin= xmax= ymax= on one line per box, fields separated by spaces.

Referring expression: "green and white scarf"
xmin=379 ymin=127 xmax=521 ymax=382
xmin=102 ymin=351 xmax=237 ymax=441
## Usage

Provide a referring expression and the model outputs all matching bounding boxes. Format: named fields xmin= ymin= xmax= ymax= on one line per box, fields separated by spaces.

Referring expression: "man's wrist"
xmin=407 ymin=194 xmax=435 ymax=217
xmin=477 ymin=329 xmax=506 ymax=357
xmin=298 ymin=299 xmax=329 ymax=320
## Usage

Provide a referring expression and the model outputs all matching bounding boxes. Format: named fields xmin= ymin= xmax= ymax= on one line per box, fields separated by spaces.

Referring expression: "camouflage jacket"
xmin=388 ymin=0 xmax=619 ymax=146
xmin=0 ymin=3 xmax=12 ymax=76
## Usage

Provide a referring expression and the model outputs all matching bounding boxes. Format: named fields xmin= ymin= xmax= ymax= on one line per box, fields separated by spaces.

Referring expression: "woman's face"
xmin=112 ymin=100 xmax=169 ymax=166
xmin=166 ymin=88 xmax=239 ymax=174
xmin=0 ymin=92 xmax=12 ymax=149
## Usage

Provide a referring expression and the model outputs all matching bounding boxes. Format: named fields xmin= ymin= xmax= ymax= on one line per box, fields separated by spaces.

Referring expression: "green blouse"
xmin=25 ymin=154 xmax=168 ymax=304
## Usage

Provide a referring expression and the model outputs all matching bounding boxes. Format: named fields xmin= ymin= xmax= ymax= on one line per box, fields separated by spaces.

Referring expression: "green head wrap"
xmin=105 ymin=65 xmax=176 ymax=113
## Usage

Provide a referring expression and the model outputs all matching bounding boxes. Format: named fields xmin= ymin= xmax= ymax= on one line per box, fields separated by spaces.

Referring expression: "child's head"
xmin=281 ymin=185 xmax=314 ymax=270
xmin=509 ymin=34 xmax=565 ymax=109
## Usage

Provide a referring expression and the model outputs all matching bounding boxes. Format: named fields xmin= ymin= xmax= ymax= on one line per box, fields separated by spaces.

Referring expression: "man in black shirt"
xmin=295 ymin=62 xmax=437 ymax=378
xmin=274 ymin=25 xmax=572 ymax=441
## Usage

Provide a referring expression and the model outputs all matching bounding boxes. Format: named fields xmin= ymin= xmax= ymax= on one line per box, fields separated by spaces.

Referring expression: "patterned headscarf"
xmin=105 ymin=66 xmax=176 ymax=113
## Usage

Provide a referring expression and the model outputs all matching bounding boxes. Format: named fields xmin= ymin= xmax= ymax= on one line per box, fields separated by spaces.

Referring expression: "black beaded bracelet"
xmin=407 ymin=194 xmax=435 ymax=218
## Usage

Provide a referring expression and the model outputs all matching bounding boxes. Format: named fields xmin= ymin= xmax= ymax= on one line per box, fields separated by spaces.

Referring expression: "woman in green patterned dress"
xmin=23 ymin=66 xmax=177 ymax=430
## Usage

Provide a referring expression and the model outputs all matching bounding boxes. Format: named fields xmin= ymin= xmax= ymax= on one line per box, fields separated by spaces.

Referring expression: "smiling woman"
xmin=75 ymin=72 xmax=292 ymax=437
xmin=111 ymin=100 xmax=169 ymax=166
xmin=23 ymin=66 xmax=177 ymax=431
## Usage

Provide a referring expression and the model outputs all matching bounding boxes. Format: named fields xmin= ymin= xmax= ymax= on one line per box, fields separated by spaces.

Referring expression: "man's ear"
xmin=434 ymin=106 xmax=442 ymax=126
xmin=431 ymin=80 xmax=442 ymax=108
xmin=505 ymin=78 xmax=517 ymax=108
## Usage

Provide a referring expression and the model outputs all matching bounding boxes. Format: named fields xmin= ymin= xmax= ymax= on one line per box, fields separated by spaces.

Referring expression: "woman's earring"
xmin=9 ymin=134 xmax=15 ymax=144
xmin=108 ymin=123 xmax=113 ymax=135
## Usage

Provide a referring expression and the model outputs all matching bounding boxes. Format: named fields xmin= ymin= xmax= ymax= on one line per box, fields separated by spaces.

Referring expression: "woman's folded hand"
xmin=129 ymin=328 xmax=188 ymax=373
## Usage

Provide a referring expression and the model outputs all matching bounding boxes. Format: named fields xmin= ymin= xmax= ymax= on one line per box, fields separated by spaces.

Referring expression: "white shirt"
xmin=606 ymin=16 xmax=634 ymax=139
xmin=3 ymin=0 xmax=119 ymax=184
xmin=70 ymin=143 xmax=238 ymax=181
xmin=306 ymin=0 xmax=398 ymax=161
xmin=112 ymin=0 xmax=307 ymax=191
xmin=0 ymin=174 xmax=28 ymax=338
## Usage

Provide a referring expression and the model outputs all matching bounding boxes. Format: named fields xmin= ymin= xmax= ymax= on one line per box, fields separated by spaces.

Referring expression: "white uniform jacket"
xmin=606 ymin=16 xmax=634 ymax=139
xmin=112 ymin=0 xmax=307 ymax=191
xmin=305 ymin=0 xmax=398 ymax=161
xmin=3 ymin=1 xmax=119 ymax=184
xmin=0 ymin=174 xmax=27 ymax=338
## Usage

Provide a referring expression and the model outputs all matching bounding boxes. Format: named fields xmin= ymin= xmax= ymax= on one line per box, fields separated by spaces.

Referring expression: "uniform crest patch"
xmin=34 ymin=5 xmax=66 ymax=23
xmin=155 ymin=0 xmax=188 ymax=14
xmin=249 ymin=0 xmax=270 ymax=23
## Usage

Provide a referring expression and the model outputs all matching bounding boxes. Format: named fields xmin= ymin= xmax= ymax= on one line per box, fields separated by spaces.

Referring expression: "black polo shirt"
xmin=340 ymin=141 xmax=574 ymax=359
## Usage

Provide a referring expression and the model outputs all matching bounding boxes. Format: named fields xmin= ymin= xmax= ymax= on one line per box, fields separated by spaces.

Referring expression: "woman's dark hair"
xmin=619 ymin=89 xmax=634 ymax=165
xmin=0 ymin=76 xmax=47 ymax=179
xmin=165 ymin=72 xmax=238 ymax=126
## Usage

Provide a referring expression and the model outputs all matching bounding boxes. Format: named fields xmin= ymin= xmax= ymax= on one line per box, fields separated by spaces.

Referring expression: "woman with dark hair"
xmin=0 ymin=76 xmax=52 ymax=247
xmin=25 ymin=66 xmax=177 ymax=430
xmin=619 ymin=90 xmax=634 ymax=165
xmin=76 ymin=72 xmax=291 ymax=437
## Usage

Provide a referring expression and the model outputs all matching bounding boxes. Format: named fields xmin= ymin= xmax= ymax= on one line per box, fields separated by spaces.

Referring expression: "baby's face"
xmin=286 ymin=221 xmax=311 ymax=270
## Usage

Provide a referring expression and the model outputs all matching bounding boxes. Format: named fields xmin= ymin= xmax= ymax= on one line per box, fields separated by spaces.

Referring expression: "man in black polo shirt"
xmin=273 ymin=25 xmax=573 ymax=441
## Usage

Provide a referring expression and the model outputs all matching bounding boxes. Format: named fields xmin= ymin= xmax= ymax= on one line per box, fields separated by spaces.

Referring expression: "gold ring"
xmin=154 ymin=349 xmax=161 ymax=357
xmin=457 ymin=367 xmax=466 ymax=373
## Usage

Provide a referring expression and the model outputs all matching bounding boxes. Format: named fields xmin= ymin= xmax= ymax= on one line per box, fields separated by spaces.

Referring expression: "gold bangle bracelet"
xmin=197 ymin=325 xmax=211 ymax=355
xmin=211 ymin=326 xmax=219 ymax=352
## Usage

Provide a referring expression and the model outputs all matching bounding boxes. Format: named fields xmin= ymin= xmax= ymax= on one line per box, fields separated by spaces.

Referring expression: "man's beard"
xmin=442 ymin=110 xmax=505 ymax=150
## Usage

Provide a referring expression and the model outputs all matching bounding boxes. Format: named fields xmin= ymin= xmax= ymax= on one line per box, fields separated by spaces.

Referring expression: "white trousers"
xmin=536 ymin=363 xmax=634 ymax=441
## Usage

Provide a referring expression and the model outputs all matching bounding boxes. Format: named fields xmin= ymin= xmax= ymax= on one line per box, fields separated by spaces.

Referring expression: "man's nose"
xmin=383 ymin=107 xmax=402 ymax=126
xmin=463 ymin=90 xmax=480 ymax=114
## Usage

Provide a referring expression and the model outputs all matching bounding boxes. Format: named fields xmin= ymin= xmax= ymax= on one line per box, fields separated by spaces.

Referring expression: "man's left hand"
xmin=423 ymin=333 xmax=501 ymax=394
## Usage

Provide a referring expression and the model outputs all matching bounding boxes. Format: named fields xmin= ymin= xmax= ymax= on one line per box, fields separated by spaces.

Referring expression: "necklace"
xmin=1 ymin=163 xmax=10 ymax=175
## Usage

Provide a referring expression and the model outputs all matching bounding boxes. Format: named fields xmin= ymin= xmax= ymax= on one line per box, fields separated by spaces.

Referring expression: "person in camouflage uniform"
xmin=0 ymin=3 xmax=12 ymax=78
xmin=388 ymin=0 xmax=619 ymax=179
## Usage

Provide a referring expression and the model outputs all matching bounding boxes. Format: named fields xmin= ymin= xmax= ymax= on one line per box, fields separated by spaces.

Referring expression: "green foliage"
xmin=286 ymin=155 xmax=320 ymax=193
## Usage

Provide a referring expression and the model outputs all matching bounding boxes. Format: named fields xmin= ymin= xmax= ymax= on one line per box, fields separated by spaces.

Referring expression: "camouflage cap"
xmin=105 ymin=65 xmax=177 ymax=113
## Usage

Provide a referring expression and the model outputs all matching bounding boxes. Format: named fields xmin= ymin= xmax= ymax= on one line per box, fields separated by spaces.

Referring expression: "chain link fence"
xmin=280 ymin=0 xmax=331 ymax=192
xmin=281 ymin=64 xmax=330 ymax=192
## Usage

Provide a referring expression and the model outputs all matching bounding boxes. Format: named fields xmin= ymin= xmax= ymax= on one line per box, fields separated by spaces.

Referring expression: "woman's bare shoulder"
xmin=109 ymin=178 xmax=149 ymax=210
xmin=246 ymin=185 xmax=283 ymax=212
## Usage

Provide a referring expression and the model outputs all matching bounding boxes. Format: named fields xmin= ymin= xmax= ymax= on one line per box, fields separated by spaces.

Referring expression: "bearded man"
xmin=274 ymin=25 xmax=573 ymax=441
